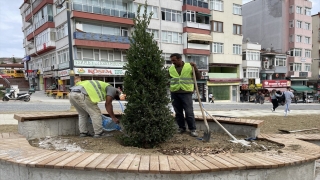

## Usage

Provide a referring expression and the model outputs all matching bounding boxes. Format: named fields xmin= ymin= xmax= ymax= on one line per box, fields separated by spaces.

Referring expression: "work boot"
xmin=190 ymin=130 xmax=198 ymax=137
xmin=177 ymin=128 xmax=186 ymax=134
xmin=93 ymin=131 xmax=113 ymax=138
xmin=79 ymin=132 xmax=92 ymax=138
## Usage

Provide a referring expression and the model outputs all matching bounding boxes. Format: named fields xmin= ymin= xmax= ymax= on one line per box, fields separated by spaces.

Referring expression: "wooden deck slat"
xmin=167 ymin=156 xmax=181 ymax=174
xmin=208 ymin=155 xmax=239 ymax=170
xmin=243 ymin=154 xmax=278 ymax=168
xmin=117 ymin=154 xmax=136 ymax=172
xmin=149 ymin=156 xmax=160 ymax=174
xmin=139 ymin=155 xmax=150 ymax=173
xmin=190 ymin=154 xmax=220 ymax=172
xmin=75 ymin=153 xmax=102 ymax=170
xmin=158 ymin=155 xmax=170 ymax=174
xmin=106 ymin=154 xmax=127 ymax=172
xmin=35 ymin=151 xmax=69 ymax=168
xmin=127 ymin=155 xmax=141 ymax=173
xmin=234 ymin=154 xmax=274 ymax=168
xmin=84 ymin=154 xmax=109 ymax=170
xmin=252 ymin=154 xmax=286 ymax=167
xmin=95 ymin=154 xmax=118 ymax=171
xmin=201 ymin=155 xmax=229 ymax=170
xmin=28 ymin=151 xmax=62 ymax=167
xmin=22 ymin=151 xmax=57 ymax=167
xmin=226 ymin=154 xmax=257 ymax=169
xmin=54 ymin=152 xmax=83 ymax=169
xmin=64 ymin=152 xmax=93 ymax=169
xmin=232 ymin=154 xmax=265 ymax=169
xmin=182 ymin=155 xmax=211 ymax=172
xmin=172 ymin=156 xmax=191 ymax=174
xmin=44 ymin=152 xmax=76 ymax=168
xmin=177 ymin=156 xmax=201 ymax=173
xmin=216 ymin=154 xmax=247 ymax=170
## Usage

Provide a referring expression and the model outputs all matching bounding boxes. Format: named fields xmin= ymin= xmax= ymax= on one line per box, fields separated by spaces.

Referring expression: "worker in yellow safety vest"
xmin=169 ymin=53 xmax=201 ymax=137
xmin=69 ymin=80 xmax=121 ymax=138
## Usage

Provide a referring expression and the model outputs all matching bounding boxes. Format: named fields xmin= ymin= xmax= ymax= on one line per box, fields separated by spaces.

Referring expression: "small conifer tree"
xmin=120 ymin=2 xmax=175 ymax=148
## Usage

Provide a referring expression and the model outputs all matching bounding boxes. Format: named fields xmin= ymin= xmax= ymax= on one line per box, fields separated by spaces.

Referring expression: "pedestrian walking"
xmin=255 ymin=92 xmax=260 ymax=104
xmin=211 ymin=96 xmax=215 ymax=103
xmin=260 ymin=93 xmax=265 ymax=104
xmin=69 ymin=80 xmax=121 ymax=138
xmin=270 ymin=89 xmax=282 ymax=112
xmin=169 ymin=53 xmax=201 ymax=137
xmin=283 ymin=87 xmax=294 ymax=116
xmin=208 ymin=93 xmax=213 ymax=103
xmin=240 ymin=93 xmax=243 ymax=102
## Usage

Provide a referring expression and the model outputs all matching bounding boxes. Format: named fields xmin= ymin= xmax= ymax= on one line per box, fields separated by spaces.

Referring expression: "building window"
xmin=290 ymin=49 xmax=302 ymax=57
xmin=146 ymin=29 xmax=159 ymax=40
xmin=212 ymin=42 xmax=223 ymax=53
xmin=290 ymin=63 xmax=302 ymax=71
xmin=209 ymin=0 xmax=223 ymax=11
xmin=305 ymin=64 xmax=311 ymax=71
xmin=305 ymin=7 xmax=311 ymax=16
xmin=136 ymin=4 xmax=158 ymax=18
xmin=289 ymin=21 xmax=294 ymax=28
xmin=185 ymin=55 xmax=208 ymax=70
xmin=233 ymin=24 xmax=241 ymax=35
xmin=296 ymin=35 xmax=302 ymax=42
xmin=244 ymin=68 xmax=259 ymax=78
xmin=246 ymin=51 xmax=260 ymax=61
xmin=233 ymin=44 xmax=241 ymax=55
xmin=289 ymin=35 xmax=294 ymax=42
xmin=289 ymin=6 xmax=294 ymax=13
xmin=296 ymin=20 xmax=302 ymax=28
xmin=183 ymin=11 xmax=196 ymax=22
xmin=305 ymin=50 xmax=311 ymax=58
xmin=274 ymin=58 xmax=286 ymax=67
xmin=233 ymin=4 xmax=241 ymax=15
xmin=78 ymin=48 xmax=126 ymax=62
xmin=56 ymin=23 xmax=68 ymax=40
xmin=57 ymin=49 xmax=69 ymax=63
xmin=305 ymin=37 xmax=310 ymax=44
xmin=212 ymin=21 xmax=223 ymax=32
xmin=305 ymin=22 xmax=310 ymax=30
xmin=296 ymin=6 xmax=302 ymax=14
xmin=56 ymin=0 xmax=66 ymax=14
xmin=161 ymin=53 xmax=172 ymax=65
xmin=161 ymin=8 xmax=182 ymax=23
xmin=161 ymin=31 xmax=182 ymax=44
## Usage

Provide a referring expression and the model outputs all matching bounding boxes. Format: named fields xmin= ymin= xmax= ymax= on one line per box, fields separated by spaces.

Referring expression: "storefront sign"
xmin=58 ymin=69 xmax=70 ymax=77
xmin=262 ymin=80 xmax=291 ymax=88
xmin=74 ymin=60 xmax=126 ymax=68
xmin=74 ymin=68 xmax=125 ymax=75
xmin=207 ymin=82 xmax=239 ymax=86
xmin=241 ymin=84 xmax=248 ymax=90
xmin=43 ymin=71 xmax=56 ymax=78
xmin=60 ymin=76 xmax=70 ymax=80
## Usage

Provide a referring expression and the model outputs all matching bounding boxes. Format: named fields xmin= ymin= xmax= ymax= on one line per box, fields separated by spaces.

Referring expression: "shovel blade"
xmin=202 ymin=131 xmax=211 ymax=142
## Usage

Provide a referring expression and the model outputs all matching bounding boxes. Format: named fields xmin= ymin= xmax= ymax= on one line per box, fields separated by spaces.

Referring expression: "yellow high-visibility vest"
xmin=76 ymin=80 xmax=110 ymax=103
xmin=169 ymin=63 xmax=194 ymax=92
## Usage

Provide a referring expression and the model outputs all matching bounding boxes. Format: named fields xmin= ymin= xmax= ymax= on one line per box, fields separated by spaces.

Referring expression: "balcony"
xmin=187 ymin=43 xmax=210 ymax=50
xmin=183 ymin=22 xmax=210 ymax=31
xmin=183 ymin=0 xmax=208 ymax=9
xmin=208 ymin=73 xmax=237 ymax=79
xmin=242 ymin=60 xmax=261 ymax=68
xmin=32 ymin=0 xmax=43 ymax=9
xmin=36 ymin=40 xmax=55 ymax=53
xmin=35 ymin=15 xmax=53 ymax=29
xmin=274 ymin=66 xmax=287 ymax=73
xmin=26 ymin=26 xmax=34 ymax=36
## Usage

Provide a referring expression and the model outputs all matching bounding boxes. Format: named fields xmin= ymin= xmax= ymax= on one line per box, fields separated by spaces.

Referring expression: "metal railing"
xmin=32 ymin=0 xmax=43 ymax=9
xmin=73 ymin=32 xmax=130 ymax=44
xmin=72 ymin=2 xmax=135 ymax=19
xmin=35 ymin=15 xmax=53 ymax=29
xmin=183 ymin=0 xmax=209 ymax=9
xmin=26 ymin=26 xmax=34 ymax=36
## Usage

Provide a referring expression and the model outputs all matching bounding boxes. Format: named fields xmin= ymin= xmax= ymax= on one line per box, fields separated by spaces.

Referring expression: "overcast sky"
xmin=0 ymin=0 xmax=319 ymax=58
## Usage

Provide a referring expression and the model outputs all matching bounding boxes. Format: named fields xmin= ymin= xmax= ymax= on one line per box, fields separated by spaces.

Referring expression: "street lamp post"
xmin=56 ymin=0 xmax=75 ymax=88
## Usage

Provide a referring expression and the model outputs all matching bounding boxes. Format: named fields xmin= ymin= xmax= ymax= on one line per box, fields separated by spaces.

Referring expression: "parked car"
xmin=306 ymin=96 xmax=313 ymax=103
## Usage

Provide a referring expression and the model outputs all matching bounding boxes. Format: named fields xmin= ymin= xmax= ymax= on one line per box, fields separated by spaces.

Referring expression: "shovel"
xmin=192 ymin=67 xmax=211 ymax=142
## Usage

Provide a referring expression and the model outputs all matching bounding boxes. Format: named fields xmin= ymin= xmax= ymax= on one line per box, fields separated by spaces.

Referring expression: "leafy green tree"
xmin=120 ymin=2 xmax=175 ymax=148
xmin=12 ymin=57 xmax=17 ymax=63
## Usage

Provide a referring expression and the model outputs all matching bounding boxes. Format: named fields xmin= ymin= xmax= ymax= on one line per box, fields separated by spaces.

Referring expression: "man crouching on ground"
xmin=169 ymin=53 xmax=201 ymax=137
xmin=69 ymin=80 xmax=121 ymax=138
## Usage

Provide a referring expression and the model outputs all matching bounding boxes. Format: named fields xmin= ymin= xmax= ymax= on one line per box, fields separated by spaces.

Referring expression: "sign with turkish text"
xmin=262 ymin=80 xmax=291 ymax=88
xmin=58 ymin=69 xmax=70 ymax=77
xmin=74 ymin=68 xmax=125 ymax=76
xmin=74 ymin=60 xmax=126 ymax=68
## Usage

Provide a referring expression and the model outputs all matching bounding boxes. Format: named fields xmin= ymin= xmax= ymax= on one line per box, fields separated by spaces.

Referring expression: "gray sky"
xmin=0 ymin=0 xmax=319 ymax=58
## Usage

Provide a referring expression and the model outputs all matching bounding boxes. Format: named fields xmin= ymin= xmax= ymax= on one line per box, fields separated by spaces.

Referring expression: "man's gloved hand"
xmin=112 ymin=117 xmax=120 ymax=124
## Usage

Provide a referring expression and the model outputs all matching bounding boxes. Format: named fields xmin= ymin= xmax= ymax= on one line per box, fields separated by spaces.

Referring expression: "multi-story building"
xmin=19 ymin=0 xmax=211 ymax=99
xmin=243 ymin=0 xmax=313 ymax=92
xmin=208 ymin=0 xmax=242 ymax=102
xmin=311 ymin=12 xmax=320 ymax=94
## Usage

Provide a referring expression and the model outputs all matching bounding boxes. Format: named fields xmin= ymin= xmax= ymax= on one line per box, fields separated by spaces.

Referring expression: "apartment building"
xmin=208 ymin=0 xmax=242 ymax=102
xmin=311 ymin=12 xmax=320 ymax=94
xmin=243 ymin=0 xmax=313 ymax=93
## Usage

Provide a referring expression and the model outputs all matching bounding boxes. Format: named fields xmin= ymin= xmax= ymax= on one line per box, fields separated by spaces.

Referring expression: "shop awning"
xmin=188 ymin=33 xmax=213 ymax=42
xmin=291 ymin=86 xmax=314 ymax=93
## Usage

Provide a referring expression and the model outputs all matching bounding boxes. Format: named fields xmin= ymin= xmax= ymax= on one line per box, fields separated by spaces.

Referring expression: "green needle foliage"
xmin=120 ymin=2 xmax=175 ymax=148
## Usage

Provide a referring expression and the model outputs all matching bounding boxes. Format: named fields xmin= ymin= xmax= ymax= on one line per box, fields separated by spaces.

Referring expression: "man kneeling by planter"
xmin=69 ymin=80 xmax=121 ymax=138
xmin=169 ymin=53 xmax=201 ymax=137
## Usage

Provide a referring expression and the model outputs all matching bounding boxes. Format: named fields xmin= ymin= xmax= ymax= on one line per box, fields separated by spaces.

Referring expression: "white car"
xmin=306 ymin=96 xmax=313 ymax=103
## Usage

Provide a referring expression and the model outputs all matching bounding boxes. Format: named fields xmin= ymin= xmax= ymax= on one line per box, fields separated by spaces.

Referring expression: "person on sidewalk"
xmin=211 ymin=96 xmax=215 ymax=103
xmin=208 ymin=93 xmax=213 ymax=103
xmin=69 ymin=80 xmax=121 ymax=138
xmin=169 ymin=53 xmax=201 ymax=137
xmin=270 ymin=89 xmax=282 ymax=112
xmin=283 ymin=87 xmax=294 ymax=116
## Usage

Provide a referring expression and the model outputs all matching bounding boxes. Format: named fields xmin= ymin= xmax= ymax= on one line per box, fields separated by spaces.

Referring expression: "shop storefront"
xmin=26 ymin=70 xmax=40 ymax=91
xmin=43 ymin=71 xmax=58 ymax=90
xmin=207 ymin=81 xmax=240 ymax=102
xmin=58 ymin=69 xmax=70 ymax=91
xmin=262 ymin=80 xmax=291 ymax=92
xmin=74 ymin=68 xmax=125 ymax=89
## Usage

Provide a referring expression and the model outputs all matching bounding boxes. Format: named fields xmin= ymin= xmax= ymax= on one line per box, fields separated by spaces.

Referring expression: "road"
xmin=0 ymin=100 xmax=319 ymax=113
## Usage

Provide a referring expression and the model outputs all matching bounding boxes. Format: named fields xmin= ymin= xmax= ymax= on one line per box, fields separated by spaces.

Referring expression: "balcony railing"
xmin=183 ymin=0 xmax=209 ymax=9
xmin=74 ymin=32 xmax=130 ymax=44
xmin=35 ymin=15 xmax=53 ymax=29
xmin=24 ymin=7 xmax=31 ymax=17
xmin=188 ymin=43 xmax=210 ymax=50
xmin=299 ymin=72 xmax=308 ymax=77
xmin=208 ymin=73 xmax=237 ymax=79
xmin=183 ymin=22 xmax=210 ymax=30
xmin=72 ymin=2 xmax=135 ymax=19
xmin=26 ymin=26 xmax=34 ymax=36
xmin=32 ymin=0 xmax=43 ymax=9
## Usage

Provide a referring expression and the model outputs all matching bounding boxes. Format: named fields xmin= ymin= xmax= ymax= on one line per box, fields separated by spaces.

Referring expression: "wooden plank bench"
xmin=0 ymin=133 xmax=319 ymax=179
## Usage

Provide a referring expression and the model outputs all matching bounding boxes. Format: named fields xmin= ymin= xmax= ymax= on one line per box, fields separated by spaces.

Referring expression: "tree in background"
xmin=120 ymin=2 xmax=175 ymax=148
xmin=12 ymin=57 xmax=17 ymax=63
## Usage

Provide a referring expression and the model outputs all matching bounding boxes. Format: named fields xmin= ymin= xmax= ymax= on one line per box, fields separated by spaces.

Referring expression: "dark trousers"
xmin=171 ymin=93 xmax=196 ymax=131
xmin=271 ymin=99 xmax=279 ymax=110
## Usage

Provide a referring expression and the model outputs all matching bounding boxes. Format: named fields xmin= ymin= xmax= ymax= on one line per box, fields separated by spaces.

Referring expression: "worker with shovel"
xmin=169 ymin=53 xmax=201 ymax=137
xmin=69 ymin=80 xmax=121 ymax=138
